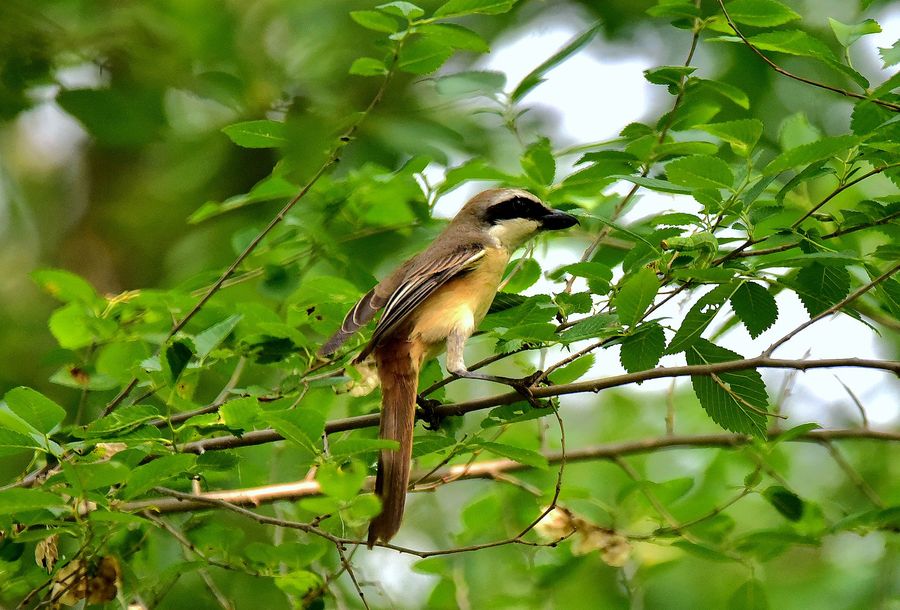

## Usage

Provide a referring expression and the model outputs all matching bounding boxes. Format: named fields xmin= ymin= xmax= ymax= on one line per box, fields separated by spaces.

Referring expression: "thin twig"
xmin=716 ymin=0 xmax=900 ymax=112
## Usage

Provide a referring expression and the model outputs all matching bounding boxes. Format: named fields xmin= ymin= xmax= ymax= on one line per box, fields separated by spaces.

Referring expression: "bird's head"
xmin=454 ymin=188 xmax=579 ymax=250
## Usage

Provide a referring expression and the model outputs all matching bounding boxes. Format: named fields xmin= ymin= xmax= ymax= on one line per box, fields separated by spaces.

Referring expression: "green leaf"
xmin=56 ymin=88 xmax=165 ymax=147
xmin=697 ymin=119 xmax=763 ymax=156
xmin=559 ymin=314 xmax=619 ymax=343
xmin=350 ymin=10 xmax=400 ymax=33
xmin=730 ymin=282 xmax=778 ymax=339
xmin=64 ymin=460 xmax=130 ymax=491
xmin=378 ymin=2 xmax=425 ymax=19
xmin=49 ymin=303 xmax=99 ymax=349
xmin=32 ymin=269 xmax=100 ymax=305
xmin=763 ymin=485 xmax=804 ymax=521
xmin=615 ymin=268 xmax=660 ymax=327
xmin=317 ymin=461 xmax=367 ymax=502
xmin=619 ymin=324 xmax=666 ymax=374
xmin=686 ymin=340 xmax=769 ymax=437
xmin=219 ymin=397 xmax=260 ymax=431
xmin=264 ymin=409 xmax=326 ymax=458
xmin=693 ymin=79 xmax=750 ymax=110
xmin=399 ymin=36 xmax=453 ymax=74
xmin=613 ymin=175 xmax=694 ymax=194
xmin=791 ymin=263 xmax=850 ymax=316
xmin=879 ymin=40 xmax=900 ymax=68
xmin=221 ymin=120 xmax=287 ymax=148
xmin=773 ymin=422 xmax=821 ymax=444
xmin=349 ymin=57 xmax=388 ymax=76
xmin=479 ymin=441 xmax=548 ymax=469
xmin=729 ymin=579 xmax=770 ymax=610
xmin=433 ymin=0 xmax=519 ymax=18
xmin=644 ymin=65 xmax=696 ymax=87
xmin=744 ymin=30 xmax=836 ymax=61
xmin=511 ymin=23 xmax=601 ymax=102
xmin=165 ymin=340 xmax=193 ymax=382
xmin=502 ymin=258 xmax=541 ymax=293
xmin=548 ymin=354 xmax=595 ymax=385
xmin=3 ymin=387 xmax=66 ymax=434
xmin=275 ymin=570 xmax=324 ymax=598
xmin=193 ymin=314 xmax=242 ymax=360
xmin=666 ymin=283 xmax=739 ymax=354
xmin=434 ymin=70 xmax=505 ymax=96
xmin=0 ymin=429 xmax=40 ymax=456
xmin=521 ymin=138 xmax=555 ymax=186
xmin=328 ymin=438 xmax=399 ymax=457
xmin=726 ymin=0 xmax=800 ymax=27
xmin=665 ymin=155 xmax=734 ymax=190
xmin=122 ymin=454 xmax=197 ymax=499
xmin=0 ymin=489 xmax=65 ymax=514
xmin=764 ymin=135 xmax=859 ymax=175
xmin=419 ymin=24 xmax=489 ymax=52
xmin=654 ymin=140 xmax=719 ymax=159
xmin=828 ymin=18 xmax=881 ymax=48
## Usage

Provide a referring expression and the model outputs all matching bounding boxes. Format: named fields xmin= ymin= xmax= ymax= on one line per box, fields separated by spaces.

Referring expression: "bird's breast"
xmin=409 ymin=246 xmax=509 ymax=348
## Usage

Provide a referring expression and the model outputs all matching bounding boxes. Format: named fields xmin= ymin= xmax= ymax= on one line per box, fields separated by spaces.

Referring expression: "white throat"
xmin=487 ymin=218 xmax=541 ymax=250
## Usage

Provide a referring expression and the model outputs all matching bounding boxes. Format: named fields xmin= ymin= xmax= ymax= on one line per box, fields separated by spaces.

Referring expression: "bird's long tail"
xmin=368 ymin=338 xmax=422 ymax=547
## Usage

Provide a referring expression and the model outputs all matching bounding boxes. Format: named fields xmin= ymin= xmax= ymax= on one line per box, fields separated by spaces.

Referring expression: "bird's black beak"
xmin=540 ymin=209 xmax=579 ymax=231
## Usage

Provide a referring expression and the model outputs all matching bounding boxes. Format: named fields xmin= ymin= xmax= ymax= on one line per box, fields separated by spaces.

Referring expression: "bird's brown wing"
xmin=355 ymin=245 xmax=486 ymax=361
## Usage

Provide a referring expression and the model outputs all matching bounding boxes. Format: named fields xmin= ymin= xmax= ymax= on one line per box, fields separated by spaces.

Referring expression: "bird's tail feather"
xmin=368 ymin=339 xmax=421 ymax=547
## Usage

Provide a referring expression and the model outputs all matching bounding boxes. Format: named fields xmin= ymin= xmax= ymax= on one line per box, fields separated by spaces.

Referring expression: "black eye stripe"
xmin=485 ymin=196 xmax=547 ymax=224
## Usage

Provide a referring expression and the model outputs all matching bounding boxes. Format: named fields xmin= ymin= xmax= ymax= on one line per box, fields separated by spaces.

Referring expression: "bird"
xmin=319 ymin=188 xmax=578 ymax=547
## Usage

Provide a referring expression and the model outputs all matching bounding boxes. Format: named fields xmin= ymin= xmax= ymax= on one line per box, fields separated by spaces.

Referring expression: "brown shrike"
xmin=319 ymin=188 xmax=578 ymax=546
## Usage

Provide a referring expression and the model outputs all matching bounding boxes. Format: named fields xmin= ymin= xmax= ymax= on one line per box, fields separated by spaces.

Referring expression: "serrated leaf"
xmin=479 ymin=441 xmax=548 ymax=469
xmin=317 ymin=461 xmax=367 ymax=502
xmin=64 ymin=460 xmax=130 ymax=491
xmin=613 ymin=175 xmax=694 ymax=194
xmin=548 ymin=354 xmax=595 ymax=385
xmin=0 ymin=428 xmax=40 ymax=456
xmin=763 ymin=485 xmax=804 ymax=521
xmin=122 ymin=454 xmax=196 ymax=499
xmin=619 ymin=324 xmax=666 ymax=373
xmin=221 ymin=120 xmax=286 ymax=148
xmin=31 ymin=269 xmax=100 ymax=305
xmin=686 ymin=340 xmax=768 ymax=437
xmin=697 ymin=119 xmax=763 ymax=156
xmin=264 ymin=409 xmax=326 ymax=459
xmin=3 ymin=387 xmax=66 ymax=435
xmin=434 ymin=70 xmax=506 ymax=96
xmin=419 ymin=24 xmax=489 ymax=52
xmin=193 ymin=314 xmax=242 ymax=360
xmin=378 ymin=2 xmax=425 ymax=18
xmin=726 ymin=0 xmax=800 ymax=27
xmin=434 ymin=0 xmax=518 ymax=18
xmin=744 ymin=30 xmax=836 ymax=61
xmin=764 ymin=135 xmax=859 ymax=175
xmin=349 ymin=10 xmax=400 ymax=33
xmin=219 ymin=397 xmax=259 ymax=431
xmin=666 ymin=283 xmax=739 ymax=354
xmin=791 ymin=263 xmax=850 ymax=316
xmin=828 ymin=18 xmax=880 ymax=48
xmin=502 ymin=258 xmax=541 ymax=293
xmin=521 ymin=137 xmax=555 ymax=186
xmin=615 ymin=268 xmax=659 ymax=327
xmin=398 ymin=36 xmax=453 ymax=74
xmin=730 ymin=282 xmax=778 ymax=339
xmin=773 ymin=422 xmax=821 ymax=444
xmin=349 ymin=57 xmax=388 ymax=76
xmin=0 ymin=489 xmax=65 ymax=514
xmin=666 ymin=155 xmax=734 ymax=190
xmin=644 ymin=65 xmax=696 ymax=87
xmin=559 ymin=314 xmax=619 ymax=343
xmin=693 ymin=79 xmax=750 ymax=110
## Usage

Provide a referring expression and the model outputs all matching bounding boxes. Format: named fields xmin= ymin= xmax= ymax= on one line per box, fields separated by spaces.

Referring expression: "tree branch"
xmin=124 ymin=428 xmax=898 ymax=516
xmin=166 ymin=357 xmax=899 ymax=456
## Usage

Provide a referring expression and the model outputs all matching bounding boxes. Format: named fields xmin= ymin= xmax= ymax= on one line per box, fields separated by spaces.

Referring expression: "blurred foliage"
xmin=0 ymin=0 xmax=899 ymax=608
